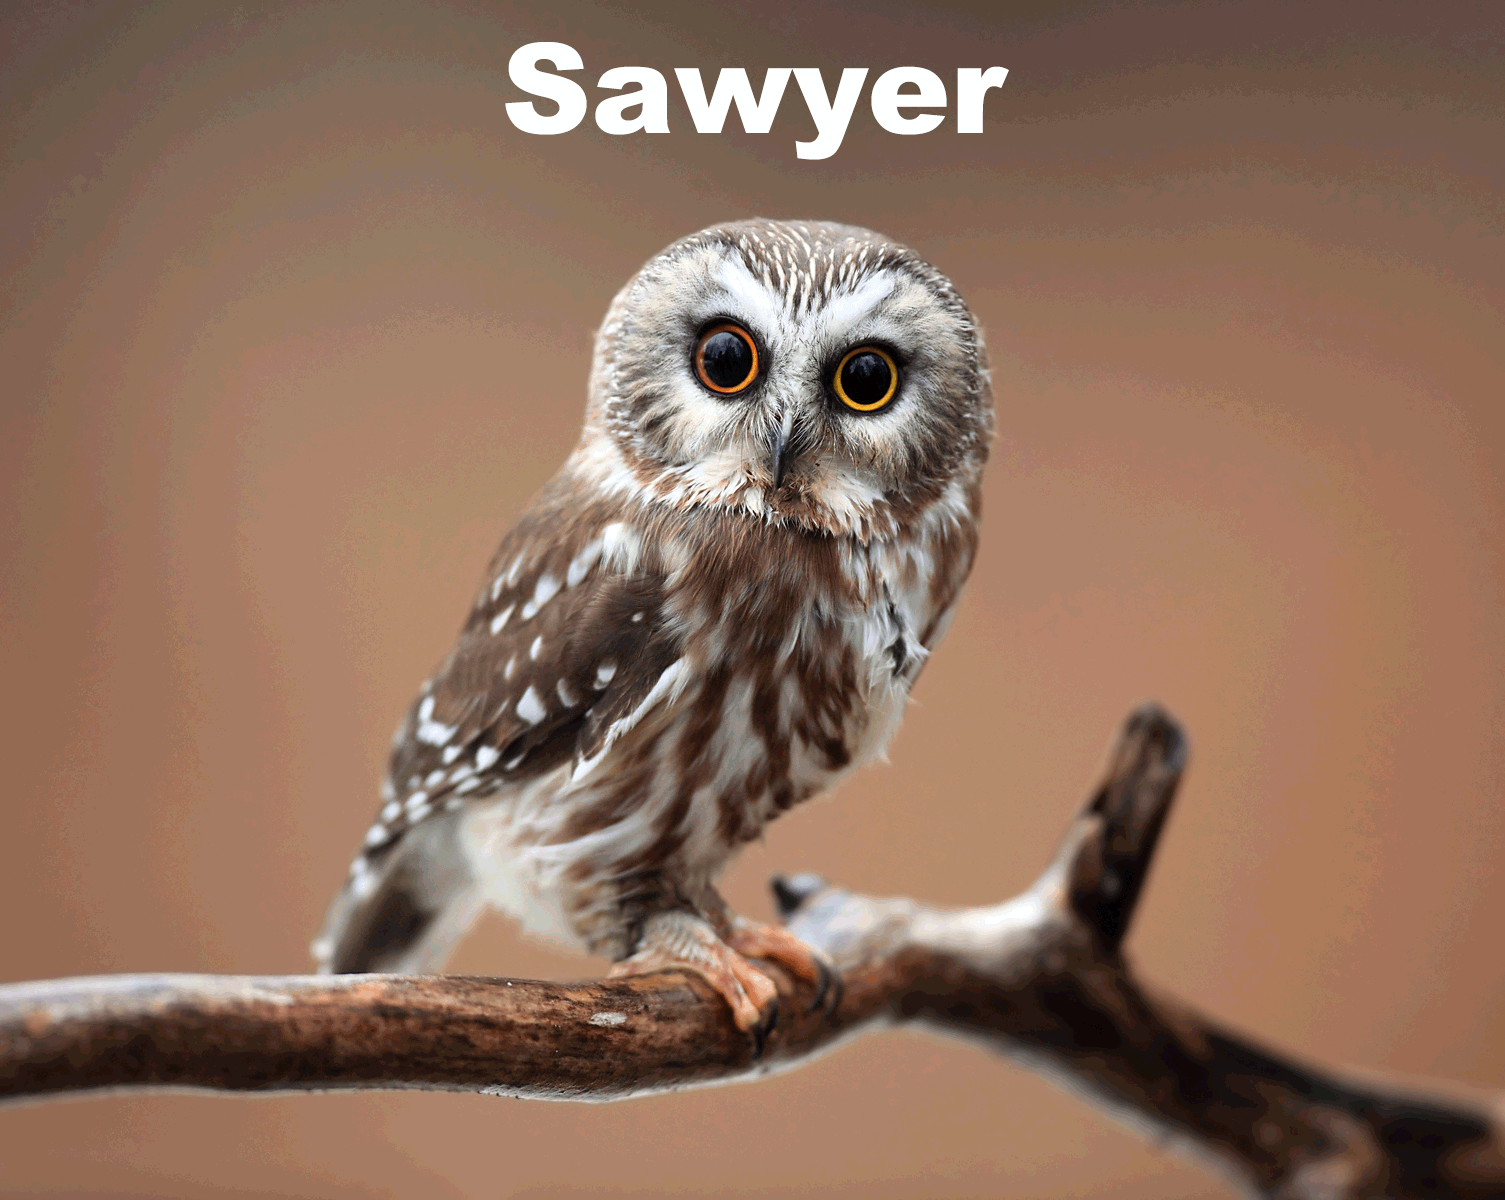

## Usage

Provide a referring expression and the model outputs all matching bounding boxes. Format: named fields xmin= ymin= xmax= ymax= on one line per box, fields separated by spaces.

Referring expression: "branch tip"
xmin=770 ymin=872 xmax=827 ymax=919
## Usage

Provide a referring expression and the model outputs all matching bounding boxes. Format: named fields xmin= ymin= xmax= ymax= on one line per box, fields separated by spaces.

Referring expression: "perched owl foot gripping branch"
xmin=314 ymin=220 xmax=993 ymax=1040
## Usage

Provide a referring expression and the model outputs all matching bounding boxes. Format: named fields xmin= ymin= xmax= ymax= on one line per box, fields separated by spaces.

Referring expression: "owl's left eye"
xmin=833 ymin=346 xmax=899 ymax=412
xmin=694 ymin=323 xmax=759 ymax=395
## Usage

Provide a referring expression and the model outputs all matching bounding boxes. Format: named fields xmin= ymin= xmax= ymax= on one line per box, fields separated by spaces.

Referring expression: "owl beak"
xmin=771 ymin=430 xmax=790 ymax=490
xmin=770 ymin=411 xmax=802 ymax=490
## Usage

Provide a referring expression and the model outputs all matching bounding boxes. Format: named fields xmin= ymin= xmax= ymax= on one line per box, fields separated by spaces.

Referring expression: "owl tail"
xmin=312 ymin=813 xmax=483 ymax=975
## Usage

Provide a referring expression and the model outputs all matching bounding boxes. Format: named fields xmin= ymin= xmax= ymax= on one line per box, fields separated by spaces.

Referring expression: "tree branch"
xmin=2 ymin=706 xmax=1500 ymax=1197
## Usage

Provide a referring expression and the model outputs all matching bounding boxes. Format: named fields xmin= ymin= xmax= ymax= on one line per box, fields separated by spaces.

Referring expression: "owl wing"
xmin=316 ymin=500 xmax=684 ymax=972
xmin=377 ymin=515 xmax=682 ymax=854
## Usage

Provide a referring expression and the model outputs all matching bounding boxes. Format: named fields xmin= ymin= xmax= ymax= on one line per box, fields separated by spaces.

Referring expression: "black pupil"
xmin=840 ymin=351 xmax=892 ymax=406
xmin=701 ymin=330 xmax=753 ymax=390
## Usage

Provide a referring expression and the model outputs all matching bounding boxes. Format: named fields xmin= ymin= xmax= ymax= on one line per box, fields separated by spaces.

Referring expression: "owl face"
xmin=583 ymin=220 xmax=992 ymax=541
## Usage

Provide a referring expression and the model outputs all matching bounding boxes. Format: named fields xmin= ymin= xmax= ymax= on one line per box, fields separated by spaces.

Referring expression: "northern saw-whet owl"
xmin=315 ymin=219 xmax=992 ymax=1035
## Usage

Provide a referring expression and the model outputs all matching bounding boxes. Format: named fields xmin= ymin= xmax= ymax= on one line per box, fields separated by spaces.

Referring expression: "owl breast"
xmin=453 ymin=493 xmax=963 ymax=957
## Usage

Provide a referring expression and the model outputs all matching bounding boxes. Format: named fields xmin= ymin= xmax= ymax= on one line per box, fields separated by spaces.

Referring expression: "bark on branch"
xmin=2 ymin=706 xmax=1501 ymax=1198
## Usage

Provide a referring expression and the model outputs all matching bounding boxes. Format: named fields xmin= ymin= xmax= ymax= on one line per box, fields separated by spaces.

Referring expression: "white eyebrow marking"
xmin=815 ymin=270 xmax=897 ymax=337
xmin=716 ymin=254 xmax=785 ymax=332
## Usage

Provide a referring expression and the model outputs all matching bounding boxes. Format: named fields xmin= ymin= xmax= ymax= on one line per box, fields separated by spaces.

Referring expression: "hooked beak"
xmin=770 ymin=410 xmax=798 ymax=490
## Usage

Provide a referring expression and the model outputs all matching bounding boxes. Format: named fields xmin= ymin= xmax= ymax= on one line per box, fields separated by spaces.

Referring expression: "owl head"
xmin=580 ymin=219 xmax=993 ymax=542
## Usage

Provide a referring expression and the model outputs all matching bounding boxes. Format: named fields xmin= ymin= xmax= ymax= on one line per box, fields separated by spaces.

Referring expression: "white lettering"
xmin=506 ymin=42 xmax=587 ymax=135
xmin=792 ymin=67 xmax=869 ymax=161
xmin=596 ymin=67 xmax=670 ymax=134
xmin=956 ymin=67 xmax=1009 ymax=133
xmin=500 ymin=47 xmax=1008 ymax=154
xmin=674 ymin=67 xmax=792 ymax=134
xmin=870 ymin=67 xmax=947 ymax=135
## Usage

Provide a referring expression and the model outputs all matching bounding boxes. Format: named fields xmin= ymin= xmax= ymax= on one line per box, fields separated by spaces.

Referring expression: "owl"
xmin=314 ymin=219 xmax=993 ymax=1036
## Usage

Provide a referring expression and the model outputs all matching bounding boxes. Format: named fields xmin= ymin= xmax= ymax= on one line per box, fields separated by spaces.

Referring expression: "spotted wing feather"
xmin=316 ymin=492 xmax=682 ymax=973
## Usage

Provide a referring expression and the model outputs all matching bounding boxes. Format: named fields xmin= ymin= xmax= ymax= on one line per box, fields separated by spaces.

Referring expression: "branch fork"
xmin=3 ymin=706 xmax=1501 ymax=1198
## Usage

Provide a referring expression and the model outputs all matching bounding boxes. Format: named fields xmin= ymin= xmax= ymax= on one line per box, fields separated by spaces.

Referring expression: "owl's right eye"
xmin=693 ymin=324 xmax=759 ymax=395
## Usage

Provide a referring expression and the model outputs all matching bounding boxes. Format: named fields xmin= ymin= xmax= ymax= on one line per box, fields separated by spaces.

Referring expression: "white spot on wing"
xmin=600 ymin=522 xmax=643 ymax=574
xmin=475 ymin=745 xmax=500 ymax=771
xmin=557 ymin=679 xmax=579 ymax=707
xmin=517 ymin=686 xmax=547 ymax=725
xmin=530 ymin=636 xmax=544 ymax=661
xmin=594 ymin=662 xmax=617 ymax=688
xmin=566 ymin=539 xmax=603 ymax=587
xmin=521 ymin=573 xmax=560 ymax=620
xmin=490 ymin=605 xmax=514 ymax=635
xmin=571 ymin=658 xmax=688 ymax=782
xmin=414 ymin=695 xmax=457 ymax=746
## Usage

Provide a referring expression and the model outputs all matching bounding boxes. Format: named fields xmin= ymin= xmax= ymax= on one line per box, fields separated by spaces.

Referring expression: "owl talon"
xmin=727 ymin=922 xmax=842 ymax=1016
xmin=609 ymin=911 xmax=781 ymax=1047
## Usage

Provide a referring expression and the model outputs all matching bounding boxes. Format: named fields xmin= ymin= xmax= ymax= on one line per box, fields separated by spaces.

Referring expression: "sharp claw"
xmin=810 ymin=953 xmax=843 ymax=1015
xmin=751 ymin=994 xmax=779 ymax=1058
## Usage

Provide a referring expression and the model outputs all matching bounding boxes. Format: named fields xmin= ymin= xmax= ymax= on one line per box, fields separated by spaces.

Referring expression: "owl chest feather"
xmin=457 ymin=516 xmax=939 ymax=946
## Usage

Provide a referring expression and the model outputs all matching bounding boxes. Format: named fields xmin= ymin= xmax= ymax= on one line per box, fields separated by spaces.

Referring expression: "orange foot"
xmin=727 ymin=920 xmax=842 ymax=1015
xmin=609 ymin=911 xmax=780 ymax=1046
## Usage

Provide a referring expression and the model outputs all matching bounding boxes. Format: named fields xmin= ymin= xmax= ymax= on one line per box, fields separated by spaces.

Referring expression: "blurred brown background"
xmin=2 ymin=0 xmax=1501 ymax=1196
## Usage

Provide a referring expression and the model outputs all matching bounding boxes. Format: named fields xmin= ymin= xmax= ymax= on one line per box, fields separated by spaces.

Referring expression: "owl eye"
xmin=833 ymin=346 xmax=899 ymax=412
xmin=694 ymin=323 xmax=759 ymax=395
